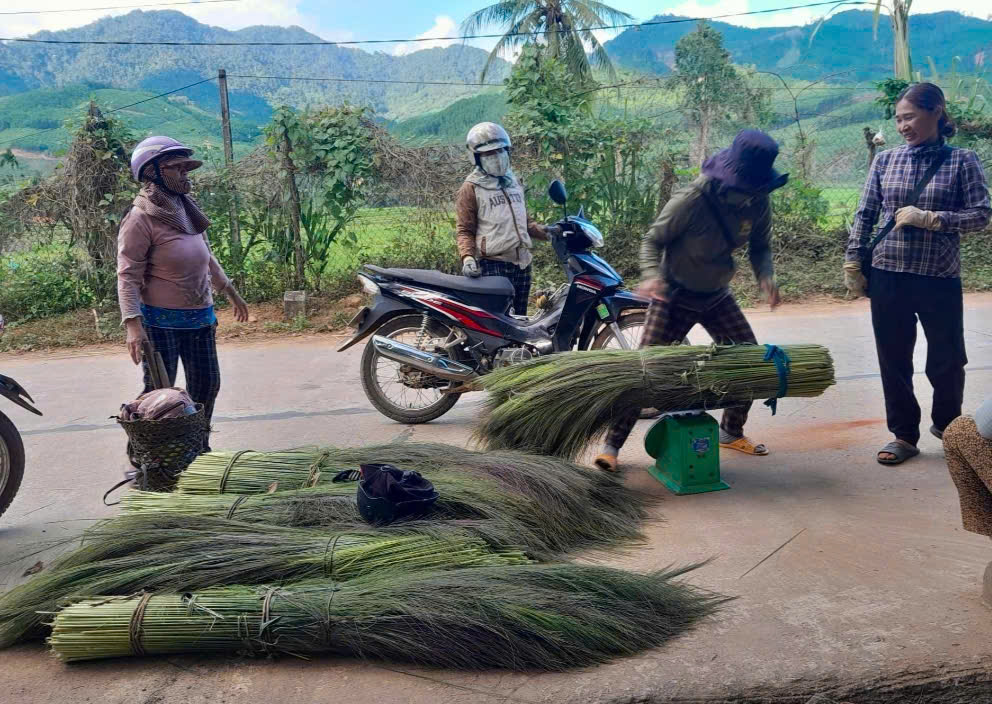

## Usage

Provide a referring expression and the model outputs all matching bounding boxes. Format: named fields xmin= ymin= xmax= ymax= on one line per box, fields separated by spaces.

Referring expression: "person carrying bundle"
xmin=117 ymin=136 xmax=250 ymax=453
xmin=455 ymin=122 xmax=552 ymax=316
xmin=595 ymin=130 xmax=787 ymax=472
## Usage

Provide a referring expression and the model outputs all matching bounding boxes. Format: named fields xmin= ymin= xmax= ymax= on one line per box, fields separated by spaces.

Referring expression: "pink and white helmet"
xmin=130 ymin=136 xmax=202 ymax=182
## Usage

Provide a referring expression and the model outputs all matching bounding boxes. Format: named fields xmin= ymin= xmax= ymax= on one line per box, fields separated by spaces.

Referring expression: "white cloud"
xmin=3 ymin=0 xmax=350 ymax=42
xmin=393 ymin=15 xmax=457 ymax=56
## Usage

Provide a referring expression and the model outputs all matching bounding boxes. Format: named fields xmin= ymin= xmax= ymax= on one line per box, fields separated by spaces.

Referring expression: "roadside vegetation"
xmin=1 ymin=19 xmax=990 ymax=353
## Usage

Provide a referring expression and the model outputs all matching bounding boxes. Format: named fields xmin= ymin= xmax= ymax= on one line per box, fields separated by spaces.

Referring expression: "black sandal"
xmin=877 ymin=440 xmax=920 ymax=466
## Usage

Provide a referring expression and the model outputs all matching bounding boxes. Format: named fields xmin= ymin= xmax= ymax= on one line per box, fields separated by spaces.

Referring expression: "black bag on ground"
xmin=349 ymin=463 xmax=439 ymax=525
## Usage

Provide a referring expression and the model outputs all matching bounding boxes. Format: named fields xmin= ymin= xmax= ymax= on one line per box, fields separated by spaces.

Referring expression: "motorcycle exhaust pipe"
xmin=371 ymin=335 xmax=478 ymax=383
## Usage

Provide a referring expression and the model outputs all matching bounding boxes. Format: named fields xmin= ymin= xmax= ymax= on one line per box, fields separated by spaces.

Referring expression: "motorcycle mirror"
xmin=548 ymin=180 xmax=568 ymax=206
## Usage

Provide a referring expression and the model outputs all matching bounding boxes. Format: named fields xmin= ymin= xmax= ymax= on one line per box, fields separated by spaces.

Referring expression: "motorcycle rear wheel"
xmin=0 ymin=411 xmax=25 ymax=518
xmin=360 ymin=314 xmax=462 ymax=424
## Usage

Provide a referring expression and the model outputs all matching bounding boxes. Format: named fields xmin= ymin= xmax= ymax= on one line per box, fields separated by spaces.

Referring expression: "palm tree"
xmin=810 ymin=0 xmax=913 ymax=80
xmin=462 ymin=0 xmax=634 ymax=81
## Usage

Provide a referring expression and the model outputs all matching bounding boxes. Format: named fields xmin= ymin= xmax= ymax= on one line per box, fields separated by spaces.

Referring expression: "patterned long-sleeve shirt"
xmin=846 ymin=141 xmax=991 ymax=278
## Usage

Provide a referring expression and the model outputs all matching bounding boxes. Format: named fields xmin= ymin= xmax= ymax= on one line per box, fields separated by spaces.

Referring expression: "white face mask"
xmin=480 ymin=149 xmax=510 ymax=178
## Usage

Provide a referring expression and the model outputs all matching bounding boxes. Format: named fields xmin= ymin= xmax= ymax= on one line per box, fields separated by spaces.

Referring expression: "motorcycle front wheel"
xmin=0 ymin=411 xmax=25 ymax=518
xmin=360 ymin=314 xmax=462 ymax=424
xmin=591 ymin=312 xmax=647 ymax=350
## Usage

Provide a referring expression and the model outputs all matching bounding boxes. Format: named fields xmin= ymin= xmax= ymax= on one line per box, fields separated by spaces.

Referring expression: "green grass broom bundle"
xmin=120 ymin=484 xmax=561 ymax=557
xmin=49 ymin=563 xmax=725 ymax=669
xmin=475 ymin=344 xmax=835 ymax=459
xmin=0 ymin=515 xmax=528 ymax=649
xmin=171 ymin=443 xmax=649 ymax=555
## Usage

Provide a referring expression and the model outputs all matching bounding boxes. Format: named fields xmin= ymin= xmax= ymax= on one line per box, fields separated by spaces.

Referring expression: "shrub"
xmin=0 ymin=244 xmax=111 ymax=321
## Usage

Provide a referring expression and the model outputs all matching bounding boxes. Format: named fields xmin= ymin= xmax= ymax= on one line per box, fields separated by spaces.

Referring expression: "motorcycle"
xmin=0 ymin=314 xmax=42 ymax=518
xmin=338 ymin=179 xmax=652 ymax=424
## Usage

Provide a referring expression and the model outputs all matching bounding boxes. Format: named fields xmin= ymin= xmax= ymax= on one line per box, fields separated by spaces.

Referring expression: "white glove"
xmin=462 ymin=256 xmax=481 ymax=278
xmin=843 ymin=260 xmax=867 ymax=298
xmin=894 ymin=206 xmax=942 ymax=232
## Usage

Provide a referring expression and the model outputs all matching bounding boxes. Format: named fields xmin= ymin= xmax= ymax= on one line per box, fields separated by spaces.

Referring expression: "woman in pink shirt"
xmin=117 ymin=136 xmax=248 ymax=451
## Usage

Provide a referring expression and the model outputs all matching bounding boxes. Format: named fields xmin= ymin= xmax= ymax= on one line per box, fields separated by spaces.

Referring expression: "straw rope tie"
xmin=259 ymin=588 xmax=281 ymax=650
xmin=218 ymin=450 xmax=254 ymax=493
xmin=322 ymin=534 xmax=343 ymax=580
xmin=322 ymin=534 xmax=343 ymax=643
xmin=304 ymin=451 xmax=330 ymax=488
xmin=128 ymin=593 xmax=154 ymax=657
xmin=226 ymin=495 xmax=249 ymax=520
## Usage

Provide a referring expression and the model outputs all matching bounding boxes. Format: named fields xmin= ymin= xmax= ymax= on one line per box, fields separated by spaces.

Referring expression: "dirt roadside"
xmin=0 ymin=293 xmax=367 ymax=356
xmin=0 ymin=291 xmax=933 ymax=359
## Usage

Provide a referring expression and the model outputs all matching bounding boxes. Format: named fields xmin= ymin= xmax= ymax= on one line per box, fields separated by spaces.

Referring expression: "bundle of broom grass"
xmin=120 ymin=486 xmax=561 ymax=557
xmin=0 ymin=515 xmax=528 ymax=649
xmin=475 ymin=343 xmax=835 ymax=459
xmin=176 ymin=442 xmax=622 ymax=496
xmin=166 ymin=443 xmax=648 ymax=555
xmin=48 ymin=564 xmax=725 ymax=669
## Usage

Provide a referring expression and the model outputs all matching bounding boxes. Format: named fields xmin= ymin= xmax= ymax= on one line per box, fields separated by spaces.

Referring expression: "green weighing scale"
xmin=644 ymin=410 xmax=729 ymax=495
xmin=642 ymin=343 xmax=791 ymax=495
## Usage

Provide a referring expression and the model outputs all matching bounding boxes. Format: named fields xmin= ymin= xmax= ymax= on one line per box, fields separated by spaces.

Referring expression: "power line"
xmin=1 ymin=0 xmax=240 ymax=15
xmin=229 ymin=75 xmax=502 ymax=87
xmin=0 ymin=1 xmax=869 ymax=46
xmin=0 ymin=77 xmax=216 ymax=148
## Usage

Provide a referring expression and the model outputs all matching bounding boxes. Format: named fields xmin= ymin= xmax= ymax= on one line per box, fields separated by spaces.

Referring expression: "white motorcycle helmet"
xmin=466 ymin=122 xmax=512 ymax=178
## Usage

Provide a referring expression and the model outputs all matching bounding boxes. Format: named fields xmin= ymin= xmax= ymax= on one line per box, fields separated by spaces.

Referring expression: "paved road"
xmin=2 ymin=296 xmax=992 ymax=703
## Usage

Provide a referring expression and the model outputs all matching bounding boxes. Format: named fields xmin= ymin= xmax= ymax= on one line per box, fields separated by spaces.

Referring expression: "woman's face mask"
xmin=157 ymin=158 xmax=193 ymax=194
xmin=480 ymin=148 xmax=510 ymax=178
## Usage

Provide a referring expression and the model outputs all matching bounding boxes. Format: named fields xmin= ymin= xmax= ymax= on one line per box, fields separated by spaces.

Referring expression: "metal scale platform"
xmin=643 ymin=410 xmax=729 ymax=495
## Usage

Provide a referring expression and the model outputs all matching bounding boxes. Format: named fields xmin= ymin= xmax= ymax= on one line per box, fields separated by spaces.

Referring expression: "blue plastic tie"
xmin=762 ymin=344 xmax=791 ymax=415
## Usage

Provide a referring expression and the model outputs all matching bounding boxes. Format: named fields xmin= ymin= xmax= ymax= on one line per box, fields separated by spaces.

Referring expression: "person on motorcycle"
xmin=117 ymin=136 xmax=249 ymax=452
xmin=455 ymin=122 xmax=551 ymax=316
xmin=594 ymin=129 xmax=788 ymax=473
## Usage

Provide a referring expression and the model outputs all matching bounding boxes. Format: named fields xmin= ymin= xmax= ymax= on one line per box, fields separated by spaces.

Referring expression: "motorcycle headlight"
xmin=580 ymin=222 xmax=605 ymax=248
xmin=357 ymin=274 xmax=380 ymax=296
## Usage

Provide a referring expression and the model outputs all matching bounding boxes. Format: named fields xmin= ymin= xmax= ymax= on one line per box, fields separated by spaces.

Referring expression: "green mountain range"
xmin=0 ymin=8 xmax=989 ymax=156
xmin=0 ymin=10 xmax=507 ymax=118
xmin=603 ymin=10 xmax=992 ymax=80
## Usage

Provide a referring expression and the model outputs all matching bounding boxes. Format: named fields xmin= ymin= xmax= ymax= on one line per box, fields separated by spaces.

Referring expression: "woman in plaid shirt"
xmin=844 ymin=83 xmax=991 ymax=465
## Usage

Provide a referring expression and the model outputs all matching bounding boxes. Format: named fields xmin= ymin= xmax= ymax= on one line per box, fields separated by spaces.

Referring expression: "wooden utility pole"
xmin=280 ymin=129 xmax=306 ymax=290
xmin=217 ymin=69 xmax=242 ymax=269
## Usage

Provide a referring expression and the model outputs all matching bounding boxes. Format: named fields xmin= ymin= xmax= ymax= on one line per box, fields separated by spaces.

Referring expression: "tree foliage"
xmin=875 ymin=77 xmax=992 ymax=147
xmin=5 ymin=103 xmax=136 ymax=303
xmin=262 ymin=105 xmax=378 ymax=289
xmin=668 ymin=22 xmax=770 ymax=166
xmin=462 ymin=0 xmax=633 ymax=81
xmin=504 ymin=46 xmax=666 ymax=284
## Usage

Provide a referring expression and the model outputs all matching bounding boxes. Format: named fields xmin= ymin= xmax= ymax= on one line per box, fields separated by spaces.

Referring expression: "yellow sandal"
xmin=719 ymin=436 xmax=769 ymax=456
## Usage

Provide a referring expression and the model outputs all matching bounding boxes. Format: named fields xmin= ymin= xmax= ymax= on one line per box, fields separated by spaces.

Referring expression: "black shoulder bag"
xmin=860 ymin=146 xmax=950 ymax=290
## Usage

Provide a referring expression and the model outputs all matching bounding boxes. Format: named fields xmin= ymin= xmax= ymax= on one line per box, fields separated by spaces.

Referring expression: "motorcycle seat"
xmin=364 ymin=266 xmax=515 ymax=298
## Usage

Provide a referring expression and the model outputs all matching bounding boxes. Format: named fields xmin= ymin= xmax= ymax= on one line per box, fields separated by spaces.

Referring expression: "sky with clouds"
xmin=4 ymin=0 xmax=990 ymax=54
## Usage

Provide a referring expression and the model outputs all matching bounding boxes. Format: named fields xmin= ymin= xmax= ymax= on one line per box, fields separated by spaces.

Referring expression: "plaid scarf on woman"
xmin=133 ymin=180 xmax=211 ymax=236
